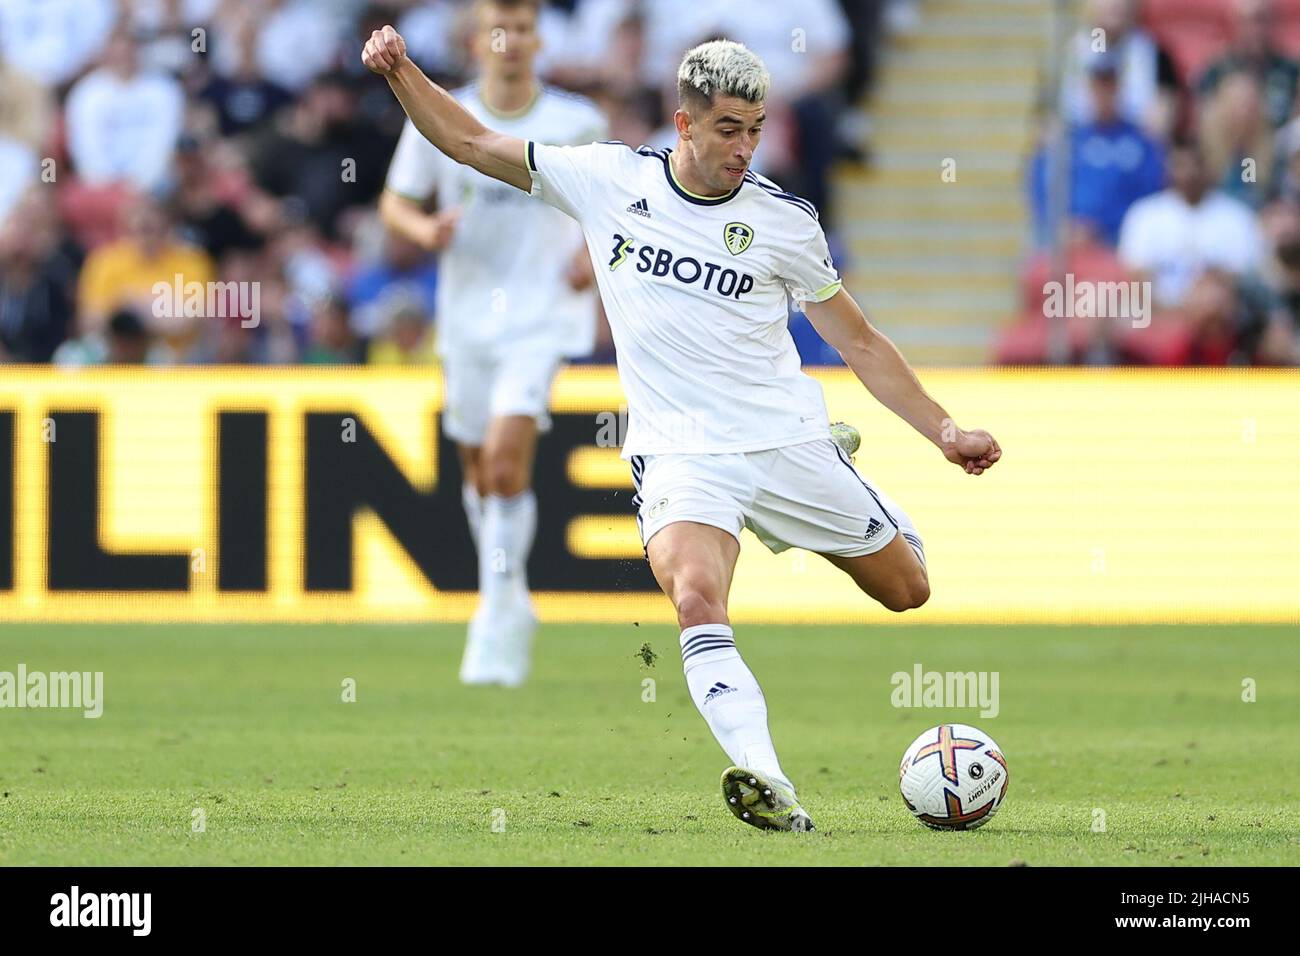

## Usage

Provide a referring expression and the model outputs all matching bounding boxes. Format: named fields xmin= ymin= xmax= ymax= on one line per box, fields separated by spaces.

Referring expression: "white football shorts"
xmin=629 ymin=438 xmax=924 ymax=563
xmin=441 ymin=345 xmax=565 ymax=446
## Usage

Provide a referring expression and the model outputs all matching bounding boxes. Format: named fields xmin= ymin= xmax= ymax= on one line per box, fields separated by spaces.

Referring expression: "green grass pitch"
xmin=1 ymin=623 xmax=1296 ymax=866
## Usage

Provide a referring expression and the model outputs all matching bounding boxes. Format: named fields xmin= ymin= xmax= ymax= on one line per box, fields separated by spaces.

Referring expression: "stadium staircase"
xmin=836 ymin=0 xmax=1053 ymax=365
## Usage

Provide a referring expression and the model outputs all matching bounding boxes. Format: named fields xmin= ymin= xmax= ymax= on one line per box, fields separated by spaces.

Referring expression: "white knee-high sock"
xmin=462 ymin=483 xmax=483 ymax=551
xmin=679 ymin=624 xmax=795 ymax=794
xmin=479 ymin=490 xmax=537 ymax=614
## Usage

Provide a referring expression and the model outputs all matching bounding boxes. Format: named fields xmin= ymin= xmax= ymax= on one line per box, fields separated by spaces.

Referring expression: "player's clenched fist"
xmin=362 ymin=25 xmax=407 ymax=76
xmin=943 ymin=428 xmax=1002 ymax=476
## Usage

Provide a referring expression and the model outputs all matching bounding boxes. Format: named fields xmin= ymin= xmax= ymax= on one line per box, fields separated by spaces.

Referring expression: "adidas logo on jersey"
xmin=704 ymin=682 xmax=739 ymax=703
xmin=626 ymin=198 xmax=651 ymax=218
xmin=864 ymin=517 xmax=885 ymax=541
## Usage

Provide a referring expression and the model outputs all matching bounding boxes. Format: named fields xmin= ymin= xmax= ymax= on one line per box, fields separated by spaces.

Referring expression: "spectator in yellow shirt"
xmin=76 ymin=194 xmax=215 ymax=359
xmin=366 ymin=295 xmax=437 ymax=366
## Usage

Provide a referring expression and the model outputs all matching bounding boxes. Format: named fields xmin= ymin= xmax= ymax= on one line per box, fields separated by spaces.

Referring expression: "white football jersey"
xmin=526 ymin=141 xmax=843 ymax=457
xmin=385 ymin=84 xmax=607 ymax=358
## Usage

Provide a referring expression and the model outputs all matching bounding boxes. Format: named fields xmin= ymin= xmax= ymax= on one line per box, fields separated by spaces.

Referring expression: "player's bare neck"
xmin=670 ymin=145 xmax=731 ymax=199
xmin=480 ymin=73 xmax=539 ymax=118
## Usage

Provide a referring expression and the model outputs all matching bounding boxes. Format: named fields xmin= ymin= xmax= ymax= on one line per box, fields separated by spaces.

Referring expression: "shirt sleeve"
xmin=527 ymin=141 xmax=605 ymax=221
xmin=384 ymin=119 xmax=449 ymax=203
xmin=781 ymin=221 xmax=843 ymax=307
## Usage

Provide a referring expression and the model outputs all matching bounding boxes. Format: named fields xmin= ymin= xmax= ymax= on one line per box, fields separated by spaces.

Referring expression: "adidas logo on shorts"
xmin=864 ymin=517 xmax=885 ymax=541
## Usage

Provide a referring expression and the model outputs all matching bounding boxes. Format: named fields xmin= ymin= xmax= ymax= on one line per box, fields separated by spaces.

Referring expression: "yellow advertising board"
xmin=0 ymin=367 xmax=1295 ymax=623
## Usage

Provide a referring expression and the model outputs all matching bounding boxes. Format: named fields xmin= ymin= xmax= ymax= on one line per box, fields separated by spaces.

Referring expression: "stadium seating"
xmin=55 ymin=178 xmax=133 ymax=251
xmin=1142 ymin=0 xmax=1230 ymax=81
xmin=998 ymin=243 xmax=1197 ymax=365
xmin=1004 ymin=0 xmax=1300 ymax=366
xmin=1142 ymin=0 xmax=1300 ymax=80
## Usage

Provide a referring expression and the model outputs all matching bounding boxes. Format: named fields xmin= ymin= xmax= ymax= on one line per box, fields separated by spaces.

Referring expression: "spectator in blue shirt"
xmin=1030 ymin=53 xmax=1166 ymax=248
xmin=347 ymin=231 xmax=438 ymax=346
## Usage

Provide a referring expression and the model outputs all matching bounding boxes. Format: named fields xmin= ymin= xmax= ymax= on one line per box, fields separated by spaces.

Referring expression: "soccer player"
xmin=379 ymin=0 xmax=607 ymax=687
xmin=363 ymin=25 xmax=1003 ymax=831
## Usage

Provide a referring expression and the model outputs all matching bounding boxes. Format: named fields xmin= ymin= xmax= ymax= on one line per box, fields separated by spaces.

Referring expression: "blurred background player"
xmin=379 ymin=0 xmax=607 ymax=686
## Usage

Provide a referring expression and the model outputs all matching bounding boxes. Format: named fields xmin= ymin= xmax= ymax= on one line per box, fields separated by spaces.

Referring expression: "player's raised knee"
xmin=881 ymin=573 xmax=930 ymax=613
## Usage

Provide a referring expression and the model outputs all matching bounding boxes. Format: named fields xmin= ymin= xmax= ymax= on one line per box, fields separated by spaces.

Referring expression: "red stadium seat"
xmin=996 ymin=307 xmax=1195 ymax=366
xmin=1258 ymin=0 xmax=1300 ymax=61
xmin=994 ymin=309 xmax=1121 ymax=365
xmin=1019 ymin=245 xmax=1134 ymax=313
xmin=1143 ymin=0 xmax=1300 ymax=76
xmin=1143 ymin=0 xmax=1230 ymax=21
xmin=1113 ymin=311 xmax=1194 ymax=365
xmin=1141 ymin=0 xmax=1232 ymax=81
xmin=994 ymin=311 xmax=1051 ymax=364
xmin=1003 ymin=245 xmax=1165 ymax=364
xmin=55 ymin=178 xmax=134 ymax=251
xmin=1276 ymin=21 xmax=1300 ymax=57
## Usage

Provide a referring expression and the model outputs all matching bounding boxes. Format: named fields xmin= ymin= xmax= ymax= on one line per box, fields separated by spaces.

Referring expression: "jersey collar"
xmin=476 ymin=82 xmax=541 ymax=120
xmin=663 ymin=149 xmax=742 ymax=206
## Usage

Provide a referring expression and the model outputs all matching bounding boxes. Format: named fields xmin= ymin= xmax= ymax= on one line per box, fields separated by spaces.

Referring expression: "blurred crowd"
xmin=0 ymin=0 xmax=893 ymax=368
xmin=1007 ymin=0 xmax=1300 ymax=366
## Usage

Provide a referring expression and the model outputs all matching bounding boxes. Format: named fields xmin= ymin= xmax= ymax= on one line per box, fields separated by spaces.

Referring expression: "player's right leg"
xmin=637 ymin=456 xmax=813 ymax=832
xmin=442 ymin=354 xmax=512 ymax=685
xmin=457 ymin=444 xmax=484 ymax=548
xmin=443 ymin=354 xmax=494 ymax=549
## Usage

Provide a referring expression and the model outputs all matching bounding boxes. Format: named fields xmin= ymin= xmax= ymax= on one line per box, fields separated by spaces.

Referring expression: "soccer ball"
xmin=899 ymin=723 xmax=1008 ymax=830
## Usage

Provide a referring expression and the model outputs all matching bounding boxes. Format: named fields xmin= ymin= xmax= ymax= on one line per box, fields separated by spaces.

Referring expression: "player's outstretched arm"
xmin=362 ymin=25 xmax=531 ymax=192
xmin=804 ymin=288 xmax=1002 ymax=475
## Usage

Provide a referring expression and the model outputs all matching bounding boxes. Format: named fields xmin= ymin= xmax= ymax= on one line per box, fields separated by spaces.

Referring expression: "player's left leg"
xmin=820 ymin=463 xmax=929 ymax=610
xmin=822 ymin=535 xmax=929 ymax=612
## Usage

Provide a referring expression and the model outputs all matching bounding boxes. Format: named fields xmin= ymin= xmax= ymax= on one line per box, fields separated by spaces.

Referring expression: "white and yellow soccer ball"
xmin=899 ymin=723 xmax=1008 ymax=831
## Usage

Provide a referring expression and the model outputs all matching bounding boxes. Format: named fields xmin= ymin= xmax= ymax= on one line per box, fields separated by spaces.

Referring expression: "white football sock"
xmin=479 ymin=490 xmax=537 ymax=617
xmin=679 ymin=624 xmax=795 ymax=795
xmin=462 ymin=482 xmax=483 ymax=551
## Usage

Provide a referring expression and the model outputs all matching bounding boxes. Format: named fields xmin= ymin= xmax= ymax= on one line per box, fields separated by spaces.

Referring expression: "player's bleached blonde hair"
xmin=676 ymin=39 xmax=770 ymax=110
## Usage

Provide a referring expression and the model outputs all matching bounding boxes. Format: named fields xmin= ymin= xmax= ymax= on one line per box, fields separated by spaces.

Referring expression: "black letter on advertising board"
xmin=0 ymin=412 xmax=12 ymax=590
xmin=303 ymin=411 xmax=656 ymax=595
xmin=304 ymin=411 xmax=451 ymax=591
xmin=217 ymin=412 xmax=268 ymax=591
xmin=46 ymin=412 xmax=189 ymax=590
